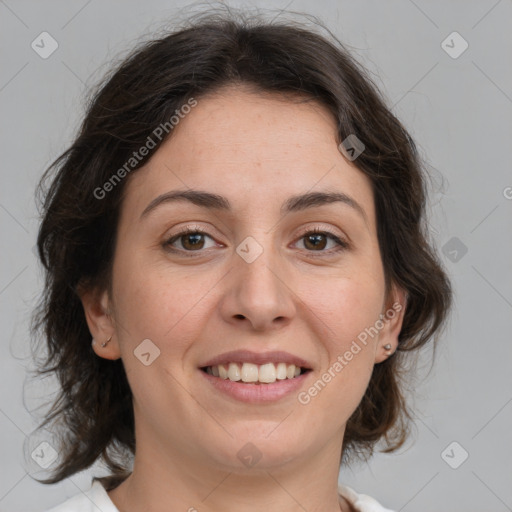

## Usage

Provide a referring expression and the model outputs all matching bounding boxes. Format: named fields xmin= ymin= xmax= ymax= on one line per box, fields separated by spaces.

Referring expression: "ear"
xmin=79 ymin=285 xmax=121 ymax=360
xmin=374 ymin=284 xmax=407 ymax=364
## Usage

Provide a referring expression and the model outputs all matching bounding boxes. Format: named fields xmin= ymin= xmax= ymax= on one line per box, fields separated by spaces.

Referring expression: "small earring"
xmin=383 ymin=343 xmax=392 ymax=351
xmin=101 ymin=335 xmax=113 ymax=348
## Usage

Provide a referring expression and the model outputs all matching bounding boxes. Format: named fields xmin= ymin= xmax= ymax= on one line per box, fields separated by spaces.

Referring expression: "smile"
xmin=201 ymin=362 xmax=310 ymax=384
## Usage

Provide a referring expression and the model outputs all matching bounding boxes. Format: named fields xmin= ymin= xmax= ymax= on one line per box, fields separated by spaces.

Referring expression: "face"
xmin=84 ymin=86 xmax=405 ymax=474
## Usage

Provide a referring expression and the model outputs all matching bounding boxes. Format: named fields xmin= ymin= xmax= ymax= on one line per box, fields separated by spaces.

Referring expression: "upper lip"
xmin=200 ymin=350 xmax=313 ymax=369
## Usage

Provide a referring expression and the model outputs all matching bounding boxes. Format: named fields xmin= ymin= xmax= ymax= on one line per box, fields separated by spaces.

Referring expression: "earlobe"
xmin=79 ymin=286 xmax=121 ymax=360
xmin=91 ymin=334 xmax=120 ymax=360
xmin=374 ymin=285 xmax=407 ymax=364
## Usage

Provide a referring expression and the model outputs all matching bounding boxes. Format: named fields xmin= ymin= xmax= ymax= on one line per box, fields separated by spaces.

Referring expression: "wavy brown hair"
xmin=31 ymin=9 xmax=452 ymax=491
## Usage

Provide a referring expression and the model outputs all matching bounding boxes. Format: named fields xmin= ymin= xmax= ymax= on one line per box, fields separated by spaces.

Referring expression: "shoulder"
xmin=338 ymin=484 xmax=396 ymax=512
xmin=41 ymin=481 xmax=118 ymax=512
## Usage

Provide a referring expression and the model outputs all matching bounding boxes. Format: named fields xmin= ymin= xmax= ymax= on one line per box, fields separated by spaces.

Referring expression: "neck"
xmin=108 ymin=430 xmax=348 ymax=512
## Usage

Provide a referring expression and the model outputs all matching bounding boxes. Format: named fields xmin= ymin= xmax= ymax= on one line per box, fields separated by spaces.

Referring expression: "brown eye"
xmin=294 ymin=228 xmax=349 ymax=254
xmin=303 ymin=232 xmax=328 ymax=251
xmin=180 ymin=232 xmax=206 ymax=250
xmin=164 ymin=228 xmax=217 ymax=253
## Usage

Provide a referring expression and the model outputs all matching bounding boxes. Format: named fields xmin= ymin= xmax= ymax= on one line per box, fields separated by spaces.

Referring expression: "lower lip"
xmin=199 ymin=369 xmax=311 ymax=403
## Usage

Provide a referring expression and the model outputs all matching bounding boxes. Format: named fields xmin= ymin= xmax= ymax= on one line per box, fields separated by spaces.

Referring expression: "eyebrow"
xmin=140 ymin=189 xmax=368 ymax=224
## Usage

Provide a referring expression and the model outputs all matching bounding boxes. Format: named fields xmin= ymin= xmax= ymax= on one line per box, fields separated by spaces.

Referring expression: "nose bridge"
xmin=222 ymin=231 xmax=296 ymax=330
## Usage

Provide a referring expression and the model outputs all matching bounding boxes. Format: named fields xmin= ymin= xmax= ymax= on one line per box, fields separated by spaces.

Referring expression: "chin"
xmin=207 ymin=422 xmax=314 ymax=470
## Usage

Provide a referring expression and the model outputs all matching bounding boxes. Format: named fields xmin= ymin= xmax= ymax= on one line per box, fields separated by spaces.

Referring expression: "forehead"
xmin=121 ymin=87 xmax=375 ymax=224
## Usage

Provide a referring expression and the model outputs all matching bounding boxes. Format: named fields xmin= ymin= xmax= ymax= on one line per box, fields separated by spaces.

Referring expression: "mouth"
xmin=198 ymin=349 xmax=314 ymax=402
xmin=200 ymin=362 xmax=312 ymax=384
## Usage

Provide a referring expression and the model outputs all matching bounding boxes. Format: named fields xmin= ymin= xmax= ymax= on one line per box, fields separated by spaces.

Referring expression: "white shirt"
xmin=42 ymin=480 xmax=396 ymax=512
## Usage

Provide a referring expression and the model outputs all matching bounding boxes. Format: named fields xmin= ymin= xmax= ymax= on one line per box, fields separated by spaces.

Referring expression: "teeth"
xmin=276 ymin=362 xmax=288 ymax=380
xmin=218 ymin=364 xmax=228 ymax=379
xmin=259 ymin=363 xmax=276 ymax=383
xmin=228 ymin=362 xmax=241 ymax=381
xmin=241 ymin=362 xmax=259 ymax=382
xmin=206 ymin=362 xmax=305 ymax=383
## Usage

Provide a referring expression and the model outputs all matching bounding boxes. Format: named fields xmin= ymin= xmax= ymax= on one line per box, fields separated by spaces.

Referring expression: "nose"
xmin=219 ymin=245 xmax=297 ymax=332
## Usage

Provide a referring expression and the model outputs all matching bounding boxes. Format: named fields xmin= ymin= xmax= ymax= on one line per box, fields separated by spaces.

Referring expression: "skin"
xmin=82 ymin=85 xmax=406 ymax=512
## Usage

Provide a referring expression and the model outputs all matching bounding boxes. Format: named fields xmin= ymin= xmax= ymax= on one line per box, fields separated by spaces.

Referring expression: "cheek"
xmin=299 ymin=270 xmax=384 ymax=416
xmin=111 ymin=262 xmax=202 ymax=408
xmin=298 ymin=278 xmax=380 ymax=419
xmin=299 ymin=269 xmax=385 ymax=345
xmin=111 ymin=252 xmax=213 ymax=356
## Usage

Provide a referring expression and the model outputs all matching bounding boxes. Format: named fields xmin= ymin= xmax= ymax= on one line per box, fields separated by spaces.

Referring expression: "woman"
xmin=32 ymin=10 xmax=452 ymax=512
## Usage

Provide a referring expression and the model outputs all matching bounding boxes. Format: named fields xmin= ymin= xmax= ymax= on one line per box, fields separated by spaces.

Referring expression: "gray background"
xmin=1 ymin=0 xmax=511 ymax=511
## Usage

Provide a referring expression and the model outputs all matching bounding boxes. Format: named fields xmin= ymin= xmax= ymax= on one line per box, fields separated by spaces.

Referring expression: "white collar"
xmin=82 ymin=480 xmax=396 ymax=512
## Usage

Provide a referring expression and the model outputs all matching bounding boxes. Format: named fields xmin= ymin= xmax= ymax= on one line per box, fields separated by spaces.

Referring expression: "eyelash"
xmin=163 ymin=225 xmax=349 ymax=257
